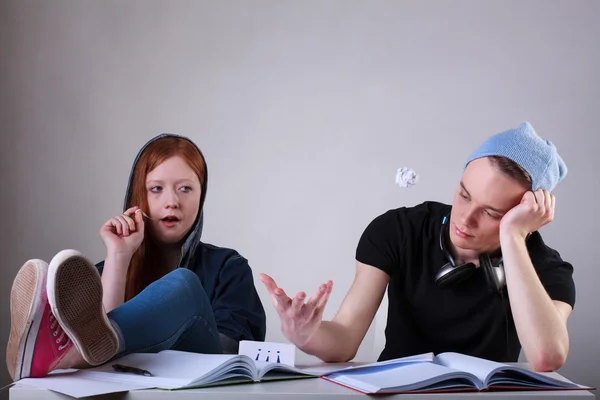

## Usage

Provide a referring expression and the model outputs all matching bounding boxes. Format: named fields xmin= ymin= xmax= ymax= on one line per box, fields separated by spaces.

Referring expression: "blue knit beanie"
xmin=464 ymin=122 xmax=567 ymax=192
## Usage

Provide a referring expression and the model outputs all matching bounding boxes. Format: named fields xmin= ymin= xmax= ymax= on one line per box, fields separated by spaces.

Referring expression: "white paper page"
xmin=255 ymin=355 xmax=434 ymax=382
xmin=76 ymin=368 xmax=187 ymax=389
xmin=485 ymin=368 xmax=591 ymax=389
xmin=77 ymin=350 xmax=249 ymax=388
xmin=296 ymin=352 xmax=434 ymax=377
xmin=12 ymin=351 xmax=252 ymax=398
xmin=543 ymin=371 xmax=592 ymax=386
xmin=435 ymin=352 xmax=504 ymax=384
xmin=239 ymin=340 xmax=296 ymax=367
xmin=325 ymin=352 xmax=434 ymax=375
xmin=17 ymin=376 xmax=153 ymax=398
xmin=108 ymin=351 xmax=237 ymax=378
xmin=255 ymin=360 xmax=321 ymax=379
xmin=326 ymin=362 xmax=479 ymax=393
xmin=293 ymin=362 xmax=357 ymax=376
xmin=434 ymin=352 xmax=577 ymax=388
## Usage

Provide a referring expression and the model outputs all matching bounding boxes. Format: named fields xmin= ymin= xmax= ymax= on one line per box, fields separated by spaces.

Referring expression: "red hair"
xmin=124 ymin=136 xmax=207 ymax=301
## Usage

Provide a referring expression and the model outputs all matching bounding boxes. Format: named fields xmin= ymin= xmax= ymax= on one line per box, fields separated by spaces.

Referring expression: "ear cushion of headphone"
xmin=435 ymin=262 xmax=477 ymax=288
xmin=480 ymin=254 xmax=500 ymax=293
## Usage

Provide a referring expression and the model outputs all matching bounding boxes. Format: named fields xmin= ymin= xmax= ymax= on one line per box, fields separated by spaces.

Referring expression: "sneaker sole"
xmin=6 ymin=260 xmax=48 ymax=381
xmin=47 ymin=250 xmax=118 ymax=366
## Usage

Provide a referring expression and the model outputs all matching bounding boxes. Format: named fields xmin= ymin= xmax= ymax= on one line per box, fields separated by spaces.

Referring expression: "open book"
xmin=74 ymin=350 xmax=319 ymax=389
xmin=17 ymin=350 xmax=593 ymax=398
xmin=16 ymin=350 xmax=432 ymax=397
xmin=72 ymin=350 xmax=432 ymax=390
xmin=323 ymin=352 xmax=594 ymax=394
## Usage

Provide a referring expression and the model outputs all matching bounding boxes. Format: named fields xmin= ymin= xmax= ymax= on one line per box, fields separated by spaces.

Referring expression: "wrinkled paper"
xmin=396 ymin=167 xmax=419 ymax=188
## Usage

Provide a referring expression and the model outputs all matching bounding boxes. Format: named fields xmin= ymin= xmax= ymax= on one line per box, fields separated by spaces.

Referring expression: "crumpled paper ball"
xmin=396 ymin=167 xmax=419 ymax=188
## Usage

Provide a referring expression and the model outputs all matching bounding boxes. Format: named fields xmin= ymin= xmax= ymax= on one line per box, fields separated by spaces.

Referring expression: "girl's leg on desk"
xmin=108 ymin=267 xmax=224 ymax=356
xmin=7 ymin=252 xmax=225 ymax=380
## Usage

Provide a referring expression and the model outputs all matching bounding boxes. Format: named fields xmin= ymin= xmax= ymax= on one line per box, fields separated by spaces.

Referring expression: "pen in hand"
xmin=112 ymin=364 xmax=153 ymax=377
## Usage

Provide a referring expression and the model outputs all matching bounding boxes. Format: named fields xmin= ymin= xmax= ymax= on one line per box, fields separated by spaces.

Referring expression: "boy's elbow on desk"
xmin=528 ymin=346 xmax=568 ymax=372
xmin=300 ymin=345 xmax=356 ymax=363
xmin=336 ymin=348 xmax=359 ymax=363
xmin=320 ymin=351 xmax=356 ymax=363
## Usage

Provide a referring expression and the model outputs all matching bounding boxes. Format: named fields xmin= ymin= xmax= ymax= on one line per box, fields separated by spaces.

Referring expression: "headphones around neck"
xmin=434 ymin=214 xmax=506 ymax=294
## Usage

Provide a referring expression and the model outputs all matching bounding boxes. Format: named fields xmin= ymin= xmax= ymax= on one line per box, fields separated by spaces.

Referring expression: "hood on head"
xmin=123 ymin=133 xmax=208 ymax=269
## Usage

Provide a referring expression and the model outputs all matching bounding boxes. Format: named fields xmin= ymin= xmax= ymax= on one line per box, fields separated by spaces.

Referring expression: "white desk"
xmin=10 ymin=378 xmax=595 ymax=400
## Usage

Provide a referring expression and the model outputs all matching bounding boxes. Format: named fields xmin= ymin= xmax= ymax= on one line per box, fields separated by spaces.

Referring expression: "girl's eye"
xmin=149 ymin=186 xmax=162 ymax=193
xmin=180 ymin=186 xmax=192 ymax=193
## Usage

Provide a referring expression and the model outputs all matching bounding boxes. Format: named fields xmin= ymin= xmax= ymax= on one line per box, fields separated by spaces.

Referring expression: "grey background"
xmin=1 ymin=0 xmax=598 ymax=397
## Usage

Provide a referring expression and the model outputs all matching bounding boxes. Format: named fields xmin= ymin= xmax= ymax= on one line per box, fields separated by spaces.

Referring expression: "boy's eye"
xmin=485 ymin=210 xmax=501 ymax=219
xmin=459 ymin=192 xmax=468 ymax=200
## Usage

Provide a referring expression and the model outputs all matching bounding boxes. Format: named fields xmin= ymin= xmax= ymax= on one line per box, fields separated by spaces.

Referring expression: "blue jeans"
xmin=107 ymin=268 xmax=224 ymax=356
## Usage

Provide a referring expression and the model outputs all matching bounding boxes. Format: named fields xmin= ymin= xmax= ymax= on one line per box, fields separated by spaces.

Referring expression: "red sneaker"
xmin=6 ymin=260 xmax=72 ymax=381
xmin=47 ymin=249 xmax=119 ymax=366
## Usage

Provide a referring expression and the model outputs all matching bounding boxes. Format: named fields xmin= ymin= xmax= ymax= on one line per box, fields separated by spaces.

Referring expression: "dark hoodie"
xmin=96 ymin=134 xmax=266 ymax=353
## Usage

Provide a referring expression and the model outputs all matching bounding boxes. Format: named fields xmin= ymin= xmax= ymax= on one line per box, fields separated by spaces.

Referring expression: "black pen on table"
xmin=112 ymin=364 xmax=153 ymax=377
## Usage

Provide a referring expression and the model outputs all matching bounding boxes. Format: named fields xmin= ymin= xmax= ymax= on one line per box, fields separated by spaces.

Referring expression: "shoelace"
xmin=49 ymin=313 xmax=70 ymax=351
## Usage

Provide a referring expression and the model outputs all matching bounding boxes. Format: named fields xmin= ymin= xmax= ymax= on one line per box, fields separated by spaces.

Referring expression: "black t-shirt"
xmin=356 ymin=201 xmax=576 ymax=362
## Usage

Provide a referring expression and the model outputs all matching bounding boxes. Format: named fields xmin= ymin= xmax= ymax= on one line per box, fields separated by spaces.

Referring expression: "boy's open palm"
xmin=260 ymin=273 xmax=333 ymax=347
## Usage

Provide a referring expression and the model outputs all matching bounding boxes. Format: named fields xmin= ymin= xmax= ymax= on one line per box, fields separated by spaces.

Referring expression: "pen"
xmin=112 ymin=364 xmax=153 ymax=377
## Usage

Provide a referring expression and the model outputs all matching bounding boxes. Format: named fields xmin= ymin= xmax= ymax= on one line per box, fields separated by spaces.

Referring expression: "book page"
xmin=255 ymin=352 xmax=435 ymax=380
xmin=428 ymin=352 xmax=592 ymax=390
xmin=325 ymin=362 xmax=481 ymax=393
xmin=434 ymin=352 xmax=504 ymax=385
xmin=293 ymin=362 xmax=357 ymax=376
xmin=484 ymin=367 xmax=591 ymax=389
xmin=324 ymin=352 xmax=435 ymax=375
xmin=77 ymin=350 xmax=253 ymax=388
xmin=255 ymin=360 xmax=320 ymax=380
xmin=295 ymin=352 xmax=434 ymax=378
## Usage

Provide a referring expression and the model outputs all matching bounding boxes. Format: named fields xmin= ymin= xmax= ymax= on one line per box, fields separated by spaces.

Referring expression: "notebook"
xmin=323 ymin=352 xmax=594 ymax=394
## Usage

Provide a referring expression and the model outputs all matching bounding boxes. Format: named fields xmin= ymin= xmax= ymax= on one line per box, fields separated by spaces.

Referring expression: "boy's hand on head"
xmin=259 ymin=273 xmax=333 ymax=348
xmin=500 ymin=189 xmax=555 ymax=240
xmin=99 ymin=206 xmax=145 ymax=258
